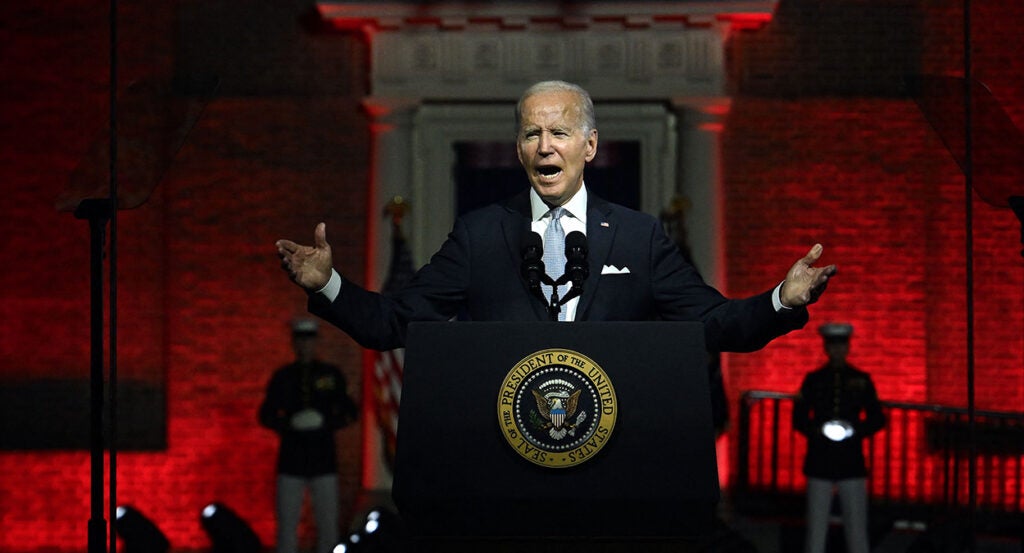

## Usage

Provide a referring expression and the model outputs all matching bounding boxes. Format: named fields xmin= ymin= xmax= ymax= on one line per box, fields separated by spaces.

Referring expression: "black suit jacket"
xmin=310 ymin=190 xmax=807 ymax=352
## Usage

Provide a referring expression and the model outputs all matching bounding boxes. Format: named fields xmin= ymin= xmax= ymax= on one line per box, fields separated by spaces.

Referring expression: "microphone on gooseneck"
xmin=563 ymin=231 xmax=589 ymax=286
xmin=554 ymin=231 xmax=588 ymax=306
xmin=520 ymin=231 xmax=548 ymax=304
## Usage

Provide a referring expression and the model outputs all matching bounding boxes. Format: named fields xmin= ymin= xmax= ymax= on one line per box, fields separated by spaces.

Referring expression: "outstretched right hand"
xmin=276 ymin=222 xmax=333 ymax=291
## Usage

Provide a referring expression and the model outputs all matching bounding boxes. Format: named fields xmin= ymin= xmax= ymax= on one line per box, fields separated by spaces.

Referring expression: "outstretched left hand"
xmin=780 ymin=244 xmax=837 ymax=308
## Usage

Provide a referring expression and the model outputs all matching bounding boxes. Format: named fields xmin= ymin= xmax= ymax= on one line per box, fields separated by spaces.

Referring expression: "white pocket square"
xmin=601 ymin=265 xmax=630 ymax=274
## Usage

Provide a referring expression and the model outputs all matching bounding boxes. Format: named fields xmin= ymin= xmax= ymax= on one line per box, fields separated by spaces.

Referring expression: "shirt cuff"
xmin=772 ymin=282 xmax=791 ymax=312
xmin=316 ymin=269 xmax=342 ymax=302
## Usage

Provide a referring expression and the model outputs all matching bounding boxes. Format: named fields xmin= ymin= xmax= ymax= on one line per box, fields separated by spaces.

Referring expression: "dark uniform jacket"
xmin=793 ymin=363 xmax=885 ymax=479
xmin=258 ymin=360 xmax=358 ymax=477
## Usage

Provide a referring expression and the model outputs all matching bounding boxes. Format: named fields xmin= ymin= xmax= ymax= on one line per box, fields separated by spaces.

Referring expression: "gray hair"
xmin=515 ymin=80 xmax=596 ymax=136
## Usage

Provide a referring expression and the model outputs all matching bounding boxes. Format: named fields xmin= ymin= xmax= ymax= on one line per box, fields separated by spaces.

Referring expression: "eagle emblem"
xmin=497 ymin=349 xmax=617 ymax=468
xmin=532 ymin=385 xmax=585 ymax=440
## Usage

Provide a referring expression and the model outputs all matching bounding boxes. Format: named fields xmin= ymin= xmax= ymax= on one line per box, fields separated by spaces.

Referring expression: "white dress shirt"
xmin=529 ymin=185 xmax=588 ymax=321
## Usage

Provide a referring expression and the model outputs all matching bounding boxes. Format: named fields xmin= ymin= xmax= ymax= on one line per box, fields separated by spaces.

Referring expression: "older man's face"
xmin=516 ymin=89 xmax=598 ymax=207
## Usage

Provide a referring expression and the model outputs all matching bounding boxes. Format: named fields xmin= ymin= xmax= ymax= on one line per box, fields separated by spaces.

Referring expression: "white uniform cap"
xmin=818 ymin=322 xmax=853 ymax=340
xmin=291 ymin=318 xmax=319 ymax=336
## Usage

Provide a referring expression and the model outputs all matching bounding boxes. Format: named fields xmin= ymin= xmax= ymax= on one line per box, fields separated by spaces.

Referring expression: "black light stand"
xmin=75 ymin=198 xmax=117 ymax=553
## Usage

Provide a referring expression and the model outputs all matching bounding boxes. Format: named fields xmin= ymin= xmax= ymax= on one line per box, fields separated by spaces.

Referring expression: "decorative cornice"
xmin=316 ymin=2 xmax=777 ymax=33
xmin=315 ymin=2 xmax=778 ymax=100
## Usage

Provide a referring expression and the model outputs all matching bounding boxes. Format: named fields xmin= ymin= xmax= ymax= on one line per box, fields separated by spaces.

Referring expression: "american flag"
xmin=373 ymin=226 xmax=415 ymax=471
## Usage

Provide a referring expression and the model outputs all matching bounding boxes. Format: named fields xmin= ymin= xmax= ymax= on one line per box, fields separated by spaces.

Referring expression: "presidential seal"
xmin=497 ymin=348 xmax=617 ymax=468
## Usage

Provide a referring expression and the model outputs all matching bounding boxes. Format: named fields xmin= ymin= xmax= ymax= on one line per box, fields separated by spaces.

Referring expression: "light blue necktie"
xmin=542 ymin=207 xmax=566 ymax=320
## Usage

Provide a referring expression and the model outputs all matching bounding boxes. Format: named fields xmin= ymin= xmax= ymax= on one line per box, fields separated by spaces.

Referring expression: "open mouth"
xmin=537 ymin=165 xmax=562 ymax=179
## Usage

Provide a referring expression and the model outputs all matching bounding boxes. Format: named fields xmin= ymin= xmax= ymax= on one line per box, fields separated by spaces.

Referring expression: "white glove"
xmin=290 ymin=408 xmax=324 ymax=431
xmin=821 ymin=419 xmax=854 ymax=442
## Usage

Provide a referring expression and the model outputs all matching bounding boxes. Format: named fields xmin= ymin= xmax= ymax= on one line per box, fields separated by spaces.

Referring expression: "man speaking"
xmin=276 ymin=80 xmax=836 ymax=353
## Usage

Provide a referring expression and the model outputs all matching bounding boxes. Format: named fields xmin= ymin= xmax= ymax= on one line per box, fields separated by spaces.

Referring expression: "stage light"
xmin=363 ymin=510 xmax=383 ymax=535
xmin=365 ymin=518 xmax=380 ymax=534
xmin=332 ymin=533 xmax=362 ymax=553
xmin=199 ymin=502 xmax=262 ymax=553
xmin=349 ymin=506 xmax=407 ymax=553
xmin=114 ymin=504 xmax=170 ymax=553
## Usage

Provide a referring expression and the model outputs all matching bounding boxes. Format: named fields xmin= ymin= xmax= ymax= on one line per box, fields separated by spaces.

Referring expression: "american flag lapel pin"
xmin=600 ymin=221 xmax=609 ymax=227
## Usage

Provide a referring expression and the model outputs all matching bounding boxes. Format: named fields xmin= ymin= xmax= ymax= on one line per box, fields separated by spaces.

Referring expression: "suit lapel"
xmin=577 ymin=194 xmax=615 ymax=320
xmin=500 ymin=191 xmax=549 ymax=320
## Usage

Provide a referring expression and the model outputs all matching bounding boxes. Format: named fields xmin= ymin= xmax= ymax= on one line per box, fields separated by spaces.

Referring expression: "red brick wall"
xmin=723 ymin=0 xmax=1024 ymax=497
xmin=150 ymin=96 xmax=371 ymax=547
xmin=723 ymin=97 xmax=948 ymax=404
xmin=1 ymin=100 xmax=371 ymax=551
xmin=1 ymin=0 xmax=1022 ymax=551
xmin=723 ymin=0 xmax=1024 ymax=411
xmin=0 ymin=1 xmax=371 ymax=550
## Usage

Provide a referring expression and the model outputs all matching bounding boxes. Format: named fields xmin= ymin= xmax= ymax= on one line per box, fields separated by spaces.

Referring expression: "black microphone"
xmin=564 ymin=231 xmax=589 ymax=286
xmin=520 ymin=231 xmax=548 ymax=303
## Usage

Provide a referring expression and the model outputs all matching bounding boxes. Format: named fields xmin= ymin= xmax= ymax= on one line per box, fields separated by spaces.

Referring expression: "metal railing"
xmin=735 ymin=390 xmax=1024 ymax=519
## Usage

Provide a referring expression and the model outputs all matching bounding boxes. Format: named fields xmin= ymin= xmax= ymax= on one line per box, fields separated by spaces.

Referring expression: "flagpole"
xmin=363 ymin=196 xmax=413 ymax=493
